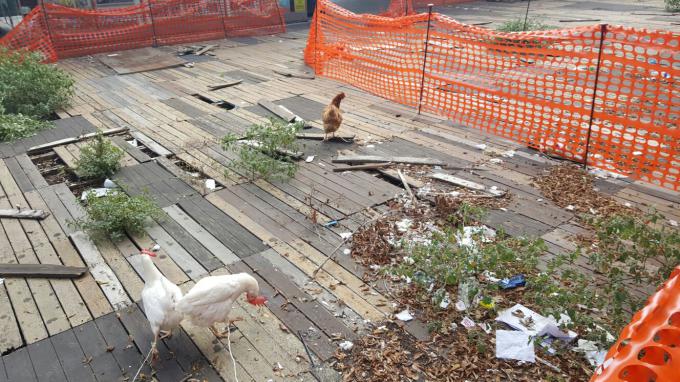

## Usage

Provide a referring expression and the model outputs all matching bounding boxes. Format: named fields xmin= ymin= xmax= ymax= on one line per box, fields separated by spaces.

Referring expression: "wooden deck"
xmin=0 ymin=18 xmax=678 ymax=382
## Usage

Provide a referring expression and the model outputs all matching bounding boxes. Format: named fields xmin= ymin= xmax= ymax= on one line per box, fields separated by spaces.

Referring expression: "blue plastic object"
xmin=498 ymin=274 xmax=526 ymax=290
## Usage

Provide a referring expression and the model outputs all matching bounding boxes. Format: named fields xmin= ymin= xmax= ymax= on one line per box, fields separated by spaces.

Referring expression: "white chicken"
xmin=175 ymin=273 xmax=267 ymax=337
xmin=138 ymin=249 xmax=183 ymax=360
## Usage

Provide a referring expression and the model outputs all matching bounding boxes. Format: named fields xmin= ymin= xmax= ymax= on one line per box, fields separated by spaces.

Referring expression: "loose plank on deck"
xmin=26 ymin=338 xmax=68 ymax=382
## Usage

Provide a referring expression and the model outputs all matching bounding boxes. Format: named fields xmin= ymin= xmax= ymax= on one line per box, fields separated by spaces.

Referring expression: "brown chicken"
xmin=322 ymin=92 xmax=345 ymax=141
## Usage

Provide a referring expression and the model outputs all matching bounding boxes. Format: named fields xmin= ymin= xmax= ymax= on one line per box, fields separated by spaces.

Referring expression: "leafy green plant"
xmin=0 ymin=48 xmax=74 ymax=119
xmin=666 ymin=0 xmax=680 ymax=12
xmin=71 ymin=191 xmax=164 ymax=241
xmin=496 ymin=18 xmax=554 ymax=32
xmin=0 ymin=108 xmax=52 ymax=141
xmin=221 ymin=119 xmax=302 ymax=181
xmin=75 ymin=131 xmax=124 ymax=179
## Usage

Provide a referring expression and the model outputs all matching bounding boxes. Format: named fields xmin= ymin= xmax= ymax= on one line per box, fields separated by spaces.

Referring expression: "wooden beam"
xmin=296 ymin=133 xmax=355 ymax=141
xmin=257 ymin=99 xmax=297 ymax=122
xmin=208 ymin=79 xmax=243 ymax=91
xmin=428 ymin=172 xmax=505 ymax=197
xmin=379 ymin=169 xmax=425 ymax=188
xmin=333 ymin=155 xmax=446 ymax=166
xmin=26 ymin=127 xmax=128 ymax=154
xmin=194 ymin=44 xmax=216 ymax=55
xmin=0 ymin=209 xmax=50 ymax=220
xmin=0 ymin=264 xmax=88 ymax=278
xmin=273 ymin=69 xmax=315 ymax=80
xmin=332 ymin=162 xmax=391 ymax=172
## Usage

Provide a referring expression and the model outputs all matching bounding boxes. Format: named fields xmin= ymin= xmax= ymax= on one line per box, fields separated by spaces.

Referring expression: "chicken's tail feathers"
xmin=331 ymin=92 xmax=346 ymax=107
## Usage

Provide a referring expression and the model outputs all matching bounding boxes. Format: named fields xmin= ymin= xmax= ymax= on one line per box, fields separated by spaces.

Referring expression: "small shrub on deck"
xmin=496 ymin=18 xmax=553 ymax=32
xmin=71 ymin=191 xmax=164 ymax=241
xmin=0 ymin=48 xmax=74 ymax=119
xmin=75 ymin=131 xmax=124 ymax=179
xmin=221 ymin=119 xmax=302 ymax=181
xmin=0 ymin=108 xmax=52 ymax=141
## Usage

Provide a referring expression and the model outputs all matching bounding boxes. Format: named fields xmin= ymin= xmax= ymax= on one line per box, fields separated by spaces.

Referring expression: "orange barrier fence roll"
xmin=0 ymin=0 xmax=285 ymax=61
xmin=305 ymin=0 xmax=679 ymax=191
xmin=591 ymin=266 xmax=680 ymax=382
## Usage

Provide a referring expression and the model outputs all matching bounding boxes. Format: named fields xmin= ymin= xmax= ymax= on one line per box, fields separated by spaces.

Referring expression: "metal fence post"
xmin=417 ymin=4 xmax=434 ymax=115
xmin=583 ymin=23 xmax=608 ymax=169
xmin=522 ymin=0 xmax=531 ymax=31
xmin=314 ymin=1 xmax=320 ymax=73
xmin=220 ymin=0 xmax=228 ymax=38
xmin=39 ymin=0 xmax=55 ymax=52
xmin=147 ymin=0 xmax=158 ymax=47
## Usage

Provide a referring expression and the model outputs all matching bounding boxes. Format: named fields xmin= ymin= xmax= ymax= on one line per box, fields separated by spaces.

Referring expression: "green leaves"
xmin=71 ymin=191 xmax=164 ymax=241
xmin=666 ymin=0 xmax=680 ymax=12
xmin=496 ymin=18 xmax=553 ymax=32
xmin=221 ymin=118 xmax=303 ymax=182
xmin=0 ymin=48 xmax=74 ymax=119
xmin=0 ymin=112 xmax=52 ymax=141
xmin=75 ymin=131 xmax=124 ymax=179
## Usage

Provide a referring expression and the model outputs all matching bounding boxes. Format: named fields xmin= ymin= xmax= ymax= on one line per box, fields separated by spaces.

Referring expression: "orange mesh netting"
xmin=305 ymin=0 xmax=679 ymax=190
xmin=0 ymin=0 xmax=285 ymax=61
xmin=591 ymin=266 xmax=680 ymax=382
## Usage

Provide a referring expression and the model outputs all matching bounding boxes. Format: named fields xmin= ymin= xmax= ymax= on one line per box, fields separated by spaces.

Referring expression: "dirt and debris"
xmin=533 ymin=164 xmax=637 ymax=220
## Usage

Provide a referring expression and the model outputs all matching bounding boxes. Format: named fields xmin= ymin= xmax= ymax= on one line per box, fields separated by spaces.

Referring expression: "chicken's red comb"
xmin=141 ymin=249 xmax=157 ymax=257
xmin=247 ymin=295 xmax=268 ymax=306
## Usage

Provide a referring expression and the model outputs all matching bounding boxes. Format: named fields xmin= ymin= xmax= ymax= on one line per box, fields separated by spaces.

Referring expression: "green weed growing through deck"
xmin=496 ymin=18 xmax=554 ymax=32
xmin=221 ymin=118 xmax=303 ymax=182
xmin=75 ymin=131 xmax=124 ymax=179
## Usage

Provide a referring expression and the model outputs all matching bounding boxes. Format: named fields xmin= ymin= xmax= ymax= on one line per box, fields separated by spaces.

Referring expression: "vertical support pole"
xmin=40 ymin=0 xmax=55 ymax=50
xmin=313 ymin=0 xmax=319 ymax=73
xmin=522 ymin=0 xmax=531 ymax=31
xmin=220 ymin=0 xmax=228 ymax=38
xmin=147 ymin=0 xmax=158 ymax=47
xmin=417 ymin=4 xmax=434 ymax=115
xmin=583 ymin=23 xmax=607 ymax=169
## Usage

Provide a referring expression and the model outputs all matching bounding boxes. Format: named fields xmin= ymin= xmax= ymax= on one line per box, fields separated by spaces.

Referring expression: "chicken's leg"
xmin=159 ymin=330 xmax=172 ymax=340
xmin=151 ymin=337 xmax=160 ymax=363
xmin=323 ymin=132 xmax=328 ymax=141
xmin=210 ymin=318 xmax=244 ymax=338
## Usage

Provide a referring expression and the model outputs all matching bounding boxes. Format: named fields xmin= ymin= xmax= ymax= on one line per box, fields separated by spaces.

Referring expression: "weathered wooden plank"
xmin=163 ymin=204 xmax=240 ymax=266
xmin=0 ymin=209 xmax=49 ymax=220
xmin=258 ymin=99 xmax=297 ymax=122
xmin=72 ymin=321 xmax=124 ymax=382
xmin=208 ymin=79 xmax=243 ymax=91
xmin=27 ymin=127 xmax=128 ymax=155
xmin=273 ymin=69 xmax=315 ymax=79
xmin=0 ymin=354 xmax=6 ymax=382
xmin=0 ymin=283 xmax=22 ymax=354
xmin=50 ymin=330 xmax=97 ymax=382
xmin=297 ymin=132 xmax=355 ymax=141
xmin=94 ymin=312 xmax=149 ymax=380
xmin=15 ymin=154 xmax=49 ymax=190
xmin=110 ymin=136 xmax=152 ymax=163
xmin=144 ymin=222 xmax=208 ymax=280
xmin=4 ymin=157 xmax=34 ymax=193
xmin=94 ymin=238 xmax=145 ymax=302
xmin=70 ymin=231 xmax=132 ymax=310
xmin=0 ymin=264 xmax=87 ymax=278
xmin=129 ymin=131 xmax=173 ymax=157
xmin=333 ymin=154 xmax=446 ymax=166
xmin=332 ymin=162 xmax=391 ymax=172
xmin=3 ymin=347 xmax=37 ymax=382
xmin=126 ymin=230 xmax=189 ymax=285
xmin=53 ymin=146 xmax=79 ymax=170
xmin=429 ymin=172 xmax=506 ymax=196
xmin=26 ymin=339 xmax=68 ymax=382
xmin=162 ymin=329 xmax=223 ymax=381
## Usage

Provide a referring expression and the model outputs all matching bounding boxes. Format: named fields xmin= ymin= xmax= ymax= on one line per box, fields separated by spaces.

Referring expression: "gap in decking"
xmin=29 ymin=150 xmax=101 ymax=198
xmin=120 ymin=133 xmax=159 ymax=158
xmin=192 ymin=94 xmax=237 ymax=110
xmin=170 ymin=155 xmax=225 ymax=193
xmin=47 ymin=112 xmax=62 ymax=121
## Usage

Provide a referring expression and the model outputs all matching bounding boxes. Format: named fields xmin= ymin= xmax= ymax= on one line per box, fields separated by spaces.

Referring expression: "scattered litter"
xmin=107 ymin=53 xmax=119 ymax=57
xmin=573 ymin=339 xmax=607 ymax=367
xmin=481 ymin=270 xmax=500 ymax=283
xmin=395 ymin=309 xmax=414 ymax=322
xmin=0 ymin=278 xmax=3 ymax=285
xmin=565 ymin=205 xmax=575 ymax=211
xmin=323 ymin=220 xmax=338 ymax=227
xmin=669 ymin=219 xmax=678 ymax=227
xmin=339 ymin=341 xmax=354 ymax=351
xmin=81 ymin=188 xmax=114 ymax=201
xmin=305 ymin=155 xmax=315 ymax=163
xmin=339 ymin=232 xmax=353 ymax=240
xmin=455 ymin=300 xmax=467 ymax=311
xmin=456 ymin=278 xmax=480 ymax=311
xmin=184 ymin=62 xmax=195 ymax=68
xmin=366 ymin=144 xmax=375 ymax=148
xmin=501 ymin=150 xmax=516 ymax=158
xmin=461 ymin=316 xmax=475 ymax=328
xmin=496 ymin=304 xmax=577 ymax=340
xmin=498 ymin=274 xmax=526 ymax=290
xmin=205 ymin=179 xmax=216 ymax=191
xmin=474 ymin=143 xmax=487 ymax=150
xmin=456 ymin=225 xmax=496 ymax=247
xmin=624 ymin=202 xmax=632 ymax=207
xmin=402 ymin=256 xmax=414 ymax=265
xmin=127 ymin=139 xmax=138 ymax=147
xmin=588 ymin=168 xmax=626 ymax=179
xmin=395 ymin=218 xmax=413 ymax=232
xmin=439 ymin=292 xmax=451 ymax=309
xmin=152 ymin=244 xmax=161 ymax=251
xmin=496 ymin=330 xmax=535 ymax=363
xmin=479 ymin=297 xmax=495 ymax=310
xmin=449 ymin=322 xmax=458 ymax=331
xmin=489 ymin=158 xmax=503 ymax=164
xmin=342 ymin=248 xmax=351 ymax=255
xmin=103 ymin=178 xmax=117 ymax=188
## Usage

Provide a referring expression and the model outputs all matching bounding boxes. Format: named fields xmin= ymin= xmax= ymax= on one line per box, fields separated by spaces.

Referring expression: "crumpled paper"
xmin=496 ymin=303 xmax=577 ymax=341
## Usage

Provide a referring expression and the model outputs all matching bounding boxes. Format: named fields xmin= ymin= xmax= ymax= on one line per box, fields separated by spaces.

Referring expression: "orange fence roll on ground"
xmin=305 ymin=0 xmax=679 ymax=191
xmin=591 ymin=266 xmax=680 ymax=382
xmin=0 ymin=0 xmax=285 ymax=61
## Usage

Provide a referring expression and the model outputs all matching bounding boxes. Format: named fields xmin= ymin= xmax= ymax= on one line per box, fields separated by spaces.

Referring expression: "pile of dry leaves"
xmin=533 ymin=165 xmax=636 ymax=220
xmin=334 ymin=321 xmax=591 ymax=382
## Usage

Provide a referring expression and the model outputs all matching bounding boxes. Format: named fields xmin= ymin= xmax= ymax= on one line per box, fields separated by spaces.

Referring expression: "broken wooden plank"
xmin=332 ymin=162 xmax=391 ymax=172
xmin=428 ymin=172 xmax=505 ymax=196
xmin=379 ymin=169 xmax=425 ymax=188
xmin=273 ymin=69 xmax=315 ymax=79
xmin=397 ymin=169 xmax=417 ymax=203
xmin=26 ymin=127 xmax=128 ymax=154
xmin=195 ymin=44 xmax=216 ymax=55
xmin=0 ymin=264 xmax=87 ymax=278
xmin=207 ymin=79 xmax=243 ymax=91
xmin=257 ymin=99 xmax=297 ymax=123
xmin=0 ymin=209 xmax=49 ymax=220
xmin=129 ymin=131 xmax=173 ymax=157
xmin=296 ymin=132 xmax=355 ymax=141
xmin=333 ymin=155 xmax=446 ymax=166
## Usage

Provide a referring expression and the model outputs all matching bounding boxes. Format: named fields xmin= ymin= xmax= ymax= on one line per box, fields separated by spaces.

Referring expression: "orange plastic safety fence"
xmin=0 ymin=0 xmax=285 ymax=61
xmin=591 ymin=266 xmax=680 ymax=382
xmin=305 ymin=0 xmax=679 ymax=191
